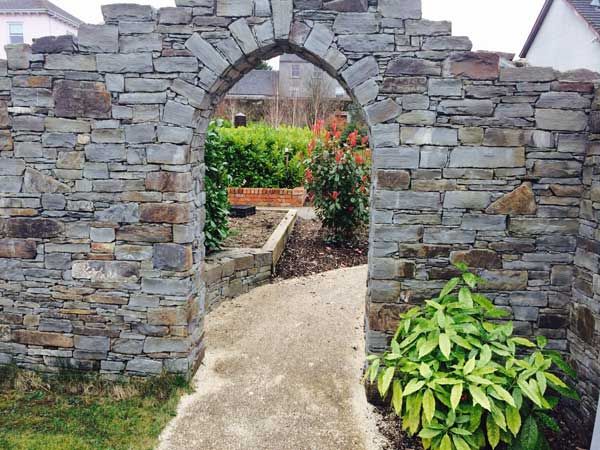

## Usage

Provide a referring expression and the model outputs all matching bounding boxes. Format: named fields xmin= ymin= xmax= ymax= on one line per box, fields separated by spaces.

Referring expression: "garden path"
xmin=157 ymin=265 xmax=384 ymax=450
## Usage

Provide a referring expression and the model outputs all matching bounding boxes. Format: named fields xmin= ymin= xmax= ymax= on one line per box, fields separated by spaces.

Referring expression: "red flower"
xmin=361 ymin=136 xmax=369 ymax=146
xmin=305 ymin=169 xmax=313 ymax=182
xmin=331 ymin=191 xmax=340 ymax=200
xmin=308 ymin=139 xmax=316 ymax=155
xmin=312 ymin=119 xmax=325 ymax=135
xmin=335 ymin=151 xmax=344 ymax=164
xmin=348 ymin=130 xmax=358 ymax=148
xmin=334 ymin=130 xmax=342 ymax=141
xmin=325 ymin=131 xmax=331 ymax=143
xmin=354 ymin=153 xmax=364 ymax=165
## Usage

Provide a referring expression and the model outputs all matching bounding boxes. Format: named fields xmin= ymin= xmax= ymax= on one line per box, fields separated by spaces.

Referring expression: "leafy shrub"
xmin=204 ymin=120 xmax=232 ymax=252
xmin=217 ymin=123 xmax=312 ymax=188
xmin=305 ymin=120 xmax=371 ymax=243
xmin=367 ymin=264 xmax=579 ymax=450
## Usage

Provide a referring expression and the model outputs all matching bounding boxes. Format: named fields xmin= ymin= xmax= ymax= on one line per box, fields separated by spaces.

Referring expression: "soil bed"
xmin=222 ymin=210 xmax=286 ymax=249
xmin=274 ymin=218 xmax=368 ymax=279
xmin=375 ymin=406 xmax=589 ymax=450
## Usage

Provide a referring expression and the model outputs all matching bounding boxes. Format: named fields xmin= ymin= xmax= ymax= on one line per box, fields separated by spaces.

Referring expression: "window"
xmin=290 ymin=87 xmax=300 ymax=98
xmin=9 ymin=23 xmax=24 ymax=44
xmin=291 ymin=64 xmax=300 ymax=79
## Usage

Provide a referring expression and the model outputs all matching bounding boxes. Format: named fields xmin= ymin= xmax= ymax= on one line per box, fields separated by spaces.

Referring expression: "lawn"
xmin=0 ymin=366 xmax=188 ymax=450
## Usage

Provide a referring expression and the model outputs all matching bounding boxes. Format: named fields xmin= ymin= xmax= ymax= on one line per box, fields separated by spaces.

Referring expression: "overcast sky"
xmin=55 ymin=0 xmax=545 ymax=56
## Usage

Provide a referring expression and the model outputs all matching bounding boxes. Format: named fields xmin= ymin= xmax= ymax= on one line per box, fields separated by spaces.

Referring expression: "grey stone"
xmin=461 ymin=214 xmax=506 ymax=231
xmin=397 ymin=110 xmax=436 ymax=126
xmin=537 ymin=91 xmax=591 ymax=109
xmin=386 ymin=57 xmax=440 ymax=76
xmin=171 ymin=79 xmax=208 ymax=109
xmin=536 ymin=109 xmax=588 ymax=131
xmin=254 ymin=21 xmax=275 ymax=47
xmin=6 ymin=44 xmax=30 ymax=70
xmin=0 ymin=158 xmax=25 ymax=176
xmin=43 ymin=133 xmax=76 ymax=148
xmin=342 ymin=56 xmax=379 ymax=89
xmin=159 ymin=7 xmax=192 ymax=24
xmin=304 ymin=23 xmax=334 ymax=57
xmin=365 ymin=99 xmax=401 ymax=124
xmin=353 ymin=79 xmax=379 ymax=106
xmin=126 ymin=358 xmax=162 ymax=374
xmin=423 ymin=228 xmax=476 ymax=244
xmin=95 ymin=203 xmax=140 ymax=223
xmin=119 ymin=93 xmax=167 ymax=105
xmin=439 ymin=99 xmax=494 ymax=116
xmin=23 ymin=169 xmax=69 ymax=193
xmin=74 ymin=335 xmax=110 ymax=352
xmin=401 ymin=127 xmax=457 ymax=146
xmin=105 ymin=74 xmax=125 ymax=92
xmin=379 ymin=0 xmax=421 ymax=18
xmin=153 ymin=244 xmax=192 ymax=271
xmin=46 ymin=118 xmax=90 ymax=133
xmin=371 ymin=124 xmax=400 ymax=148
xmin=72 ymin=260 xmax=140 ymax=282
xmin=449 ymin=147 xmax=525 ymax=168
xmin=443 ymin=191 xmax=491 ymax=209
xmin=144 ymin=337 xmax=188 ymax=353
xmin=185 ymin=34 xmax=229 ymax=75
xmin=229 ymin=19 xmax=258 ymax=55
xmin=147 ymin=144 xmax=190 ymax=165
xmin=158 ymin=126 xmax=193 ymax=144
xmin=141 ymin=278 xmax=192 ymax=296
xmin=32 ymin=35 xmax=76 ymax=54
xmin=125 ymin=124 xmax=156 ymax=144
xmin=90 ymin=228 xmax=116 ymax=243
xmin=375 ymin=191 xmax=440 ymax=210
xmin=333 ymin=13 xmax=379 ymax=34
xmin=373 ymin=147 xmax=420 ymax=169
xmin=420 ymin=147 xmax=448 ymax=168
xmin=338 ymin=34 xmax=394 ymax=52
xmin=78 ymin=25 xmax=119 ymax=53
xmin=273 ymin=0 xmax=293 ymax=39
xmin=45 ymin=54 xmax=96 ymax=71
xmin=102 ymin=4 xmax=154 ymax=22
xmin=96 ymin=54 xmax=153 ymax=73
xmin=156 ymin=57 xmax=199 ymax=73
xmin=120 ymin=34 xmax=163 ymax=53
xmin=112 ymin=339 xmax=144 ymax=355
xmin=163 ymin=101 xmax=196 ymax=127
xmin=85 ymin=144 xmax=126 ymax=162
xmin=429 ymin=78 xmax=462 ymax=96
xmin=217 ymin=0 xmax=252 ymax=15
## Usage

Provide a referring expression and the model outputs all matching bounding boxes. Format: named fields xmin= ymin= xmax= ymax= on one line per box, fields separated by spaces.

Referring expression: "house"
xmin=278 ymin=54 xmax=347 ymax=99
xmin=227 ymin=70 xmax=279 ymax=100
xmin=520 ymin=0 xmax=600 ymax=72
xmin=0 ymin=0 xmax=83 ymax=58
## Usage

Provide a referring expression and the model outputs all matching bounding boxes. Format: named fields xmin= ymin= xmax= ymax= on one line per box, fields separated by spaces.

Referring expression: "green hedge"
xmin=217 ymin=123 xmax=312 ymax=189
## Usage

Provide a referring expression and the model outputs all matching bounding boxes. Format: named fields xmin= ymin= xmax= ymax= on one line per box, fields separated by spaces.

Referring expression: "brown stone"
xmin=550 ymin=184 xmax=583 ymax=197
xmin=552 ymin=81 xmax=595 ymax=94
xmin=15 ymin=76 xmax=52 ymax=88
xmin=398 ymin=244 xmax=451 ymax=258
xmin=572 ymin=305 xmax=595 ymax=345
xmin=0 ymin=239 xmax=37 ymax=259
xmin=14 ymin=330 xmax=73 ymax=348
xmin=54 ymin=80 xmax=111 ymax=119
xmin=445 ymin=51 xmax=500 ymax=81
xmin=0 ymin=101 xmax=9 ymax=129
xmin=381 ymin=76 xmax=427 ymax=94
xmin=486 ymin=183 xmax=537 ymax=215
xmin=117 ymin=225 xmax=172 ymax=243
xmin=386 ymin=57 xmax=440 ymax=76
xmin=377 ymin=170 xmax=410 ymax=190
xmin=145 ymin=172 xmax=193 ymax=193
xmin=140 ymin=203 xmax=192 ymax=224
xmin=148 ymin=307 xmax=187 ymax=326
xmin=450 ymin=249 xmax=502 ymax=269
xmin=368 ymin=303 xmax=412 ymax=332
xmin=3 ymin=218 xmax=63 ymax=239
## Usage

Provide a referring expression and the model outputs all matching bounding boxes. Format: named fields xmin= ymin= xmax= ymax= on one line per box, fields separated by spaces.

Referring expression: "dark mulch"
xmin=274 ymin=218 xmax=368 ymax=279
xmin=375 ymin=406 xmax=590 ymax=450
xmin=222 ymin=210 xmax=286 ymax=249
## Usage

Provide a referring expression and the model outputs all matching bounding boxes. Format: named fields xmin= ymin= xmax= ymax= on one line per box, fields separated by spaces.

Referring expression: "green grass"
xmin=0 ymin=366 xmax=190 ymax=450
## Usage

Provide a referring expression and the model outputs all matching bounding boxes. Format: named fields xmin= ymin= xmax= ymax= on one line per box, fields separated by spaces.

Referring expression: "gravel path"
xmin=157 ymin=265 xmax=385 ymax=450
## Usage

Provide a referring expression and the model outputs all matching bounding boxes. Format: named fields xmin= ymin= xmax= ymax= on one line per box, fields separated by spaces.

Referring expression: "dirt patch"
xmin=274 ymin=218 xmax=368 ymax=280
xmin=222 ymin=210 xmax=286 ymax=249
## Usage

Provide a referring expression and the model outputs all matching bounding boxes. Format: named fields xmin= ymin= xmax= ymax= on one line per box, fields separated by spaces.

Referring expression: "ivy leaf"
xmin=392 ymin=380 xmax=403 ymax=416
xmin=451 ymin=383 xmax=463 ymax=410
xmin=423 ymin=389 xmax=436 ymax=423
xmin=506 ymin=405 xmax=522 ymax=437
xmin=439 ymin=333 xmax=452 ymax=359
xmin=486 ymin=414 xmax=500 ymax=449
xmin=469 ymin=385 xmax=491 ymax=411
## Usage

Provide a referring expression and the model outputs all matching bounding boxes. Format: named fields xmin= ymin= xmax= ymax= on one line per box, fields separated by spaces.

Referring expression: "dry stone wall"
xmin=0 ymin=0 xmax=597 ymax=434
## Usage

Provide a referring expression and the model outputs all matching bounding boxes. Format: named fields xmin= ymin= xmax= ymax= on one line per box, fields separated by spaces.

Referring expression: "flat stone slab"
xmin=158 ymin=266 xmax=383 ymax=450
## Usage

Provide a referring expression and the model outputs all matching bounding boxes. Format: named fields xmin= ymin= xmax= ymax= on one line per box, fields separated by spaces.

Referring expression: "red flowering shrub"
xmin=304 ymin=120 xmax=371 ymax=243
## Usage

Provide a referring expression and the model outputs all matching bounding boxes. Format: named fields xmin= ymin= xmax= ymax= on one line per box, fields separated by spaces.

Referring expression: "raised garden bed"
xmin=222 ymin=210 xmax=286 ymax=248
xmin=228 ymin=187 xmax=306 ymax=207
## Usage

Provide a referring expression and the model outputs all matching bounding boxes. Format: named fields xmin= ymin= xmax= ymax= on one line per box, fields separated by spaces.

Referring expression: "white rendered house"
xmin=0 ymin=0 xmax=82 ymax=59
xmin=521 ymin=0 xmax=600 ymax=72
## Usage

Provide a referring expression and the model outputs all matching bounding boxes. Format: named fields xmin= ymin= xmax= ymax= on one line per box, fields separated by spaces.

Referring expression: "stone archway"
xmin=0 ymin=0 xmax=598 ymax=434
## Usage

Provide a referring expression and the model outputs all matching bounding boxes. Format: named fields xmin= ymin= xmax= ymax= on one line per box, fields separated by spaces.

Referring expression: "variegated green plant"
xmin=367 ymin=264 xmax=579 ymax=450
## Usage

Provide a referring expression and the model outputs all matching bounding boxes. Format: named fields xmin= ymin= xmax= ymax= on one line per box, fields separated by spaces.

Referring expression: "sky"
xmin=55 ymin=0 xmax=545 ymax=58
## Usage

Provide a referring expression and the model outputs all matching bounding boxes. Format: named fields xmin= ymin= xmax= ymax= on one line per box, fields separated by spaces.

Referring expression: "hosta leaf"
xmin=464 ymin=357 xmax=477 ymax=375
xmin=469 ymin=385 xmax=491 ymax=411
xmin=403 ymin=379 xmax=426 ymax=397
xmin=419 ymin=428 xmax=442 ymax=439
xmin=440 ymin=434 xmax=452 ymax=450
xmin=490 ymin=403 xmax=507 ymax=431
xmin=486 ymin=414 xmax=500 ymax=449
xmin=462 ymin=272 xmax=478 ymax=288
xmin=491 ymin=385 xmax=516 ymax=407
xmin=517 ymin=378 xmax=543 ymax=408
xmin=450 ymin=428 xmax=472 ymax=436
xmin=439 ymin=277 xmax=460 ymax=299
xmin=423 ymin=389 xmax=436 ymax=423
xmin=439 ymin=333 xmax=452 ymax=359
xmin=510 ymin=337 xmax=536 ymax=348
xmin=506 ymin=405 xmax=522 ymax=437
xmin=479 ymin=345 xmax=492 ymax=366
xmin=535 ymin=411 xmax=560 ymax=433
xmin=450 ymin=334 xmax=473 ymax=350
xmin=459 ymin=287 xmax=474 ymax=307
xmin=543 ymin=371 xmax=567 ymax=388
xmin=466 ymin=375 xmax=493 ymax=386
xmin=420 ymin=362 xmax=433 ymax=379
xmin=391 ymin=339 xmax=401 ymax=355
xmin=451 ymin=383 xmax=463 ymax=410
xmin=452 ymin=435 xmax=471 ymax=450
xmin=378 ymin=366 xmax=395 ymax=398
xmin=392 ymin=380 xmax=403 ymax=415
xmin=369 ymin=359 xmax=380 ymax=383
xmin=419 ymin=337 xmax=439 ymax=358
xmin=516 ymin=416 xmax=539 ymax=450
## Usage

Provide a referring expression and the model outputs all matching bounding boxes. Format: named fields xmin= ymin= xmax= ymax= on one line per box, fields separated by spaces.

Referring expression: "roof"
xmin=0 ymin=0 xmax=83 ymax=27
xmin=521 ymin=0 xmax=600 ymax=57
xmin=279 ymin=53 xmax=308 ymax=64
xmin=228 ymin=70 xmax=279 ymax=98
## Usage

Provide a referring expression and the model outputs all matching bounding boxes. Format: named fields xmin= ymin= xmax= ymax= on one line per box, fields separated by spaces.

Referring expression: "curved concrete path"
xmin=158 ymin=265 xmax=384 ymax=450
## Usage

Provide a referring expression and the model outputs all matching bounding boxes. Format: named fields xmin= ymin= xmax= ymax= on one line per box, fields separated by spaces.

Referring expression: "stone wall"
xmin=228 ymin=187 xmax=306 ymax=207
xmin=0 ymin=0 xmax=597 ymax=434
xmin=203 ymin=248 xmax=272 ymax=310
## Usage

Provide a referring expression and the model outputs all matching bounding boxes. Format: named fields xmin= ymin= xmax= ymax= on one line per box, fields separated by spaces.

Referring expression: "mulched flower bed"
xmin=274 ymin=217 xmax=368 ymax=279
xmin=375 ymin=406 xmax=590 ymax=450
xmin=222 ymin=210 xmax=286 ymax=248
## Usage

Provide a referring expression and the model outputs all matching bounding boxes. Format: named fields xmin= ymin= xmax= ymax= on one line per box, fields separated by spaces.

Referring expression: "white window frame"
xmin=8 ymin=22 xmax=24 ymax=44
xmin=291 ymin=64 xmax=301 ymax=79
